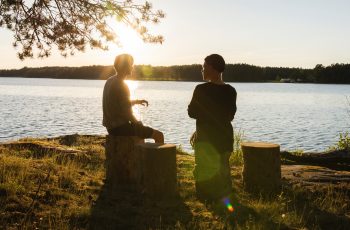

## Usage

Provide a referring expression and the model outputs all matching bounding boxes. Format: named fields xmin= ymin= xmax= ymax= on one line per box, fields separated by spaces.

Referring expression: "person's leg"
xmin=108 ymin=122 xmax=156 ymax=139
xmin=133 ymin=122 xmax=164 ymax=143
xmin=219 ymin=152 xmax=233 ymax=197
xmin=151 ymin=129 xmax=164 ymax=143
xmin=194 ymin=142 xmax=221 ymax=201
xmin=107 ymin=123 xmax=135 ymax=136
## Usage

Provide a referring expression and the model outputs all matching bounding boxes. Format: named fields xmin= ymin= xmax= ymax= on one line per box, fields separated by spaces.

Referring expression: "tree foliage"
xmin=0 ymin=0 xmax=165 ymax=60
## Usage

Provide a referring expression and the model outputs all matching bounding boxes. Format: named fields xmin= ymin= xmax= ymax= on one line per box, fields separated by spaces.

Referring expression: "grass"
xmin=0 ymin=134 xmax=349 ymax=229
xmin=329 ymin=132 xmax=350 ymax=152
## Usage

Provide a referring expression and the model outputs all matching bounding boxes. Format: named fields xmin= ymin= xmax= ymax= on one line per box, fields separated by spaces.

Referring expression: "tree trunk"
xmin=281 ymin=150 xmax=350 ymax=165
xmin=241 ymin=142 xmax=281 ymax=194
xmin=105 ymin=135 xmax=143 ymax=190
xmin=137 ymin=143 xmax=177 ymax=198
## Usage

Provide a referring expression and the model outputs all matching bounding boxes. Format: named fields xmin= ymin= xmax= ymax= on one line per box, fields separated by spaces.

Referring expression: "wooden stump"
xmin=241 ymin=142 xmax=281 ymax=194
xmin=105 ymin=135 xmax=143 ymax=190
xmin=137 ymin=143 xmax=177 ymax=198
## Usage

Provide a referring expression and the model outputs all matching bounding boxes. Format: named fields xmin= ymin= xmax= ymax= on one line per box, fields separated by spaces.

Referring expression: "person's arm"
xmin=227 ymin=88 xmax=237 ymax=121
xmin=129 ymin=113 xmax=139 ymax=123
xmin=118 ymin=98 xmax=136 ymax=122
xmin=131 ymin=99 xmax=149 ymax=107
xmin=115 ymin=83 xmax=139 ymax=123
xmin=188 ymin=86 xmax=200 ymax=119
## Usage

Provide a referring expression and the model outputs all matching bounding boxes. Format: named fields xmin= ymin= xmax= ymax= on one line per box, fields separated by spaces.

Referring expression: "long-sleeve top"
xmin=102 ymin=75 xmax=133 ymax=129
xmin=188 ymin=82 xmax=237 ymax=153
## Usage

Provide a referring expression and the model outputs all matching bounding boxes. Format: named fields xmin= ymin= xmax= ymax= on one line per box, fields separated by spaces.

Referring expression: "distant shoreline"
xmin=0 ymin=75 xmax=348 ymax=85
xmin=1 ymin=63 xmax=350 ymax=84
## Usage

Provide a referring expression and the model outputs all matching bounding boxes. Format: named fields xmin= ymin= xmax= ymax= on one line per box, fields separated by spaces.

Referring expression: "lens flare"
xmin=223 ymin=197 xmax=235 ymax=213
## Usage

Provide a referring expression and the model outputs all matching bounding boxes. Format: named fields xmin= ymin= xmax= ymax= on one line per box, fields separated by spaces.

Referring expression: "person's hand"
xmin=138 ymin=99 xmax=148 ymax=106
xmin=152 ymin=129 xmax=164 ymax=144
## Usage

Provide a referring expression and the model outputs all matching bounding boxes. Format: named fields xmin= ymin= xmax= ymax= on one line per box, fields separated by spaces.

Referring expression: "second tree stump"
xmin=241 ymin=142 xmax=281 ymax=194
xmin=137 ymin=143 xmax=177 ymax=198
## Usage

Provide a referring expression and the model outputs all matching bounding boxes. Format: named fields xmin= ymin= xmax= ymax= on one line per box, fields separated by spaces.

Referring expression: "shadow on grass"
xmin=281 ymin=182 xmax=350 ymax=230
xmin=204 ymin=193 xmax=291 ymax=229
xmin=89 ymin=183 xmax=192 ymax=229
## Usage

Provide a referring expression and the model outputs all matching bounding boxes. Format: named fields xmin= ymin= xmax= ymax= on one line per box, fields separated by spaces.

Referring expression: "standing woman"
xmin=188 ymin=54 xmax=237 ymax=201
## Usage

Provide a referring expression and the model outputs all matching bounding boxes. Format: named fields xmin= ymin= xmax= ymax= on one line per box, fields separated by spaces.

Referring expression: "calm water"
xmin=0 ymin=77 xmax=349 ymax=152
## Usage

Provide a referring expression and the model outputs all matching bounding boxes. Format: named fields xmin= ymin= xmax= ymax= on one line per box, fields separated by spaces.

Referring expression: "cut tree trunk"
xmin=105 ymin=135 xmax=143 ymax=190
xmin=241 ymin=142 xmax=281 ymax=194
xmin=137 ymin=143 xmax=177 ymax=198
xmin=105 ymin=137 xmax=177 ymax=198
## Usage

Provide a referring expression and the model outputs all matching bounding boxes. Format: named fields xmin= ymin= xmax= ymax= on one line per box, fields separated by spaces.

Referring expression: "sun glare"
xmin=125 ymin=80 xmax=142 ymax=120
xmin=125 ymin=80 xmax=139 ymax=99
xmin=106 ymin=18 xmax=144 ymax=60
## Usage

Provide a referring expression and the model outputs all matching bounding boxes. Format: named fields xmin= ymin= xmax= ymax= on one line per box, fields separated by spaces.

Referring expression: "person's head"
xmin=114 ymin=54 xmax=134 ymax=77
xmin=202 ymin=54 xmax=225 ymax=82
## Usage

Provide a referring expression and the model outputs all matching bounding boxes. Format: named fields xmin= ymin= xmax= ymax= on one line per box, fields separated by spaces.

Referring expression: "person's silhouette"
xmin=103 ymin=54 xmax=164 ymax=143
xmin=188 ymin=54 xmax=237 ymax=201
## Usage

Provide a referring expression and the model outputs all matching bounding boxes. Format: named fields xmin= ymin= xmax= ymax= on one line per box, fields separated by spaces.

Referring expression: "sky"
xmin=0 ymin=0 xmax=350 ymax=69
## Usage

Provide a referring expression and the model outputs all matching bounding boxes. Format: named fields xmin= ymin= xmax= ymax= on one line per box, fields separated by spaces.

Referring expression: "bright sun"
xmin=106 ymin=18 xmax=144 ymax=59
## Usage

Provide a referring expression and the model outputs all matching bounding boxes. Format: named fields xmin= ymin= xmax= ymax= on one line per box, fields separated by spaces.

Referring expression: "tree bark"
xmin=105 ymin=135 xmax=143 ymax=190
xmin=241 ymin=142 xmax=281 ymax=194
xmin=137 ymin=143 xmax=177 ymax=198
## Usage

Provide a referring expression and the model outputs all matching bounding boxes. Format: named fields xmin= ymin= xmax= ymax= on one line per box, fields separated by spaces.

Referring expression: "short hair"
xmin=205 ymin=54 xmax=225 ymax=73
xmin=114 ymin=54 xmax=134 ymax=73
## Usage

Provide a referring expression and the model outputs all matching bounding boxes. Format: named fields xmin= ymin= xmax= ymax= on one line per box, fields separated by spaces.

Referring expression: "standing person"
xmin=188 ymin=54 xmax=237 ymax=202
xmin=103 ymin=53 xmax=164 ymax=143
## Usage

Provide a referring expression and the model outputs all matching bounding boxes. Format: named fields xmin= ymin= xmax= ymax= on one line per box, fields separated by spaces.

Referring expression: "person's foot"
xmin=152 ymin=130 xmax=164 ymax=144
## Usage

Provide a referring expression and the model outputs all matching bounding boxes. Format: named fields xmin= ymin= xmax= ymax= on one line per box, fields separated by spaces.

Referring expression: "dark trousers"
xmin=194 ymin=142 xmax=232 ymax=201
xmin=108 ymin=122 xmax=153 ymax=139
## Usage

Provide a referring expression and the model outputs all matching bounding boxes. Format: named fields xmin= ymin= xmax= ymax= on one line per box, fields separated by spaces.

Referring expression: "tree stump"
xmin=105 ymin=135 xmax=143 ymax=190
xmin=241 ymin=142 xmax=281 ymax=194
xmin=137 ymin=143 xmax=177 ymax=198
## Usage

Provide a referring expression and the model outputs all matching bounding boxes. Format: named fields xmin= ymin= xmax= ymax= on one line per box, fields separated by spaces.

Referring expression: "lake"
xmin=0 ymin=77 xmax=349 ymax=153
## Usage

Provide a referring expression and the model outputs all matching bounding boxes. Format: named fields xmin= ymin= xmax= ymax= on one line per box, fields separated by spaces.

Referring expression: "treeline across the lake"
xmin=1 ymin=63 xmax=350 ymax=83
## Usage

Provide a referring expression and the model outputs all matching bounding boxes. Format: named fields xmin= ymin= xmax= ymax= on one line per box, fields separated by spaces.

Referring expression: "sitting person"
xmin=188 ymin=54 xmax=237 ymax=201
xmin=102 ymin=53 xmax=164 ymax=143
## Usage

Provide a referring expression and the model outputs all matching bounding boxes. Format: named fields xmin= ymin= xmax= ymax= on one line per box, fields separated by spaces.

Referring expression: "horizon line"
xmin=1 ymin=62 xmax=349 ymax=71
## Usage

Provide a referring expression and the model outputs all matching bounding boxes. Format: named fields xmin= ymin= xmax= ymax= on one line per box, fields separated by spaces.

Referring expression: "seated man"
xmin=102 ymin=53 xmax=164 ymax=143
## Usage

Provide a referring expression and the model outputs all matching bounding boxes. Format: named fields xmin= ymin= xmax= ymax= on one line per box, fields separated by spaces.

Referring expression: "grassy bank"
xmin=0 ymin=135 xmax=349 ymax=229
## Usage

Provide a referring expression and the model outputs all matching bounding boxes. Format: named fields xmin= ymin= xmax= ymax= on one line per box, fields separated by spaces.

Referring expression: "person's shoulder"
xmin=224 ymin=83 xmax=237 ymax=94
xmin=104 ymin=75 xmax=123 ymax=90
xmin=224 ymin=83 xmax=236 ymax=90
xmin=107 ymin=75 xmax=116 ymax=80
xmin=192 ymin=82 xmax=203 ymax=89
xmin=196 ymin=82 xmax=211 ymax=89
xmin=105 ymin=75 xmax=116 ymax=83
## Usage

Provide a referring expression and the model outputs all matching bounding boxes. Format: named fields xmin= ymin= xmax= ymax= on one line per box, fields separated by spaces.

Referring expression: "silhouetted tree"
xmin=0 ymin=0 xmax=164 ymax=59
